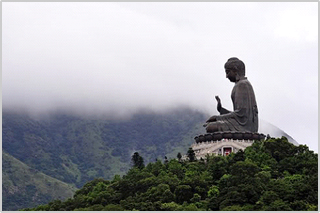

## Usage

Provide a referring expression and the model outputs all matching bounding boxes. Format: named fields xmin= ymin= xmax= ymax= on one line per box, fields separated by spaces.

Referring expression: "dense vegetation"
xmin=24 ymin=137 xmax=318 ymax=211
xmin=2 ymin=109 xmax=205 ymax=210
xmin=3 ymin=108 xmax=205 ymax=188
xmin=2 ymin=152 xmax=77 ymax=211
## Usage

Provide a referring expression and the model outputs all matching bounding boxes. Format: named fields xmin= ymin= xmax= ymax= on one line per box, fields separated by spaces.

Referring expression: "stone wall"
xmin=191 ymin=138 xmax=254 ymax=159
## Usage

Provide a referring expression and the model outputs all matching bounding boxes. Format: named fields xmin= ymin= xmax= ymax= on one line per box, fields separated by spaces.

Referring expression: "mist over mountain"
xmin=259 ymin=119 xmax=299 ymax=146
xmin=3 ymin=2 xmax=318 ymax=153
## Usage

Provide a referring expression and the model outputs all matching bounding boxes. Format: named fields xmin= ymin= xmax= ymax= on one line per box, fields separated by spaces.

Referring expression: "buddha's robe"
xmin=210 ymin=77 xmax=258 ymax=132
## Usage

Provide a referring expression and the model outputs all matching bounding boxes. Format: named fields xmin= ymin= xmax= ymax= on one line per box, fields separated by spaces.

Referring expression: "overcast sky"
xmin=2 ymin=2 xmax=318 ymax=152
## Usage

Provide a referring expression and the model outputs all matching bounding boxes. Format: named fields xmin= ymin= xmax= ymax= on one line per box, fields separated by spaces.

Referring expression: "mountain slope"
xmin=2 ymin=108 xmax=301 ymax=211
xmin=2 ymin=151 xmax=77 ymax=211
xmin=2 ymin=108 xmax=206 ymax=189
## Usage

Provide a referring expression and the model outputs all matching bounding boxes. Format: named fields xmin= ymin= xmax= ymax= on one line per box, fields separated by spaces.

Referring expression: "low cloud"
xmin=2 ymin=2 xmax=318 ymax=151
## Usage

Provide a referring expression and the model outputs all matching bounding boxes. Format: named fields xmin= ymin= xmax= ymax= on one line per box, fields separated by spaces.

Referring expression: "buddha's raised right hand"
xmin=215 ymin=95 xmax=222 ymax=112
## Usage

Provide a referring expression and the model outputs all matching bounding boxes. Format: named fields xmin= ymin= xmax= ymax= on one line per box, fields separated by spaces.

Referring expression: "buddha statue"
xmin=203 ymin=57 xmax=258 ymax=133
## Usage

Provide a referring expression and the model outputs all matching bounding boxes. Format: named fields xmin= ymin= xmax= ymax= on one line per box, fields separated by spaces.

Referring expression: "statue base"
xmin=192 ymin=132 xmax=265 ymax=159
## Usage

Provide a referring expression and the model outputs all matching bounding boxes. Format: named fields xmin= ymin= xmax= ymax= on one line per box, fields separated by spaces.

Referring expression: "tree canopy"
xmin=23 ymin=137 xmax=318 ymax=211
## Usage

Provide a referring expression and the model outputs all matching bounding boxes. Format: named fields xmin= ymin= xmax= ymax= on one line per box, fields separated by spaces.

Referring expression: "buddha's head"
xmin=224 ymin=57 xmax=245 ymax=82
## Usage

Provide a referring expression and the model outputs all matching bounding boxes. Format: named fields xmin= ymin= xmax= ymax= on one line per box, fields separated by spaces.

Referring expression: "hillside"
xmin=2 ymin=152 xmax=77 ymax=211
xmin=23 ymin=137 xmax=318 ymax=211
xmin=3 ymin=108 xmax=206 ymax=186
xmin=2 ymin=108 xmax=206 ymax=210
xmin=2 ymin=108 xmax=304 ymax=211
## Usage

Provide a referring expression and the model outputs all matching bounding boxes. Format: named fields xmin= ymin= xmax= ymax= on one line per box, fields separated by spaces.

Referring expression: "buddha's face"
xmin=225 ymin=69 xmax=237 ymax=82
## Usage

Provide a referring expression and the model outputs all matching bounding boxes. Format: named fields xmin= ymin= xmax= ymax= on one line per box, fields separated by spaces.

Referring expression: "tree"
xmin=177 ymin=152 xmax=182 ymax=161
xmin=161 ymin=189 xmax=175 ymax=203
xmin=131 ymin=152 xmax=145 ymax=169
xmin=164 ymin=156 xmax=169 ymax=164
xmin=21 ymin=137 xmax=318 ymax=212
xmin=160 ymin=202 xmax=182 ymax=211
xmin=103 ymin=204 xmax=124 ymax=211
xmin=187 ymin=148 xmax=196 ymax=162
xmin=207 ymin=155 xmax=228 ymax=181
xmin=151 ymin=160 xmax=166 ymax=176
xmin=174 ymin=185 xmax=193 ymax=204
xmin=167 ymin=159 xmax=184 ymax=180
xmin=208 ymin=185 xmax=219 ymax=199
xmin=264 ymin=199 xmax=292 ymax=211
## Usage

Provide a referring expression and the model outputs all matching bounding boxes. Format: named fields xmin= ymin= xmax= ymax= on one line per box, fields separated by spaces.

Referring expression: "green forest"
xmin=2 ymin=109 xmax=206 ymax=210
xmin=23 ymin=137 xmax=318 ymax=211
xmin=3 ymin=109 xmax=205 ymax=188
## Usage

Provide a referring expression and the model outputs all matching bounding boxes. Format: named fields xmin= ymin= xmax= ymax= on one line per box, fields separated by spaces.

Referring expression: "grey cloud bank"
xmin=2 ymin=2 xmax=318 ymax=152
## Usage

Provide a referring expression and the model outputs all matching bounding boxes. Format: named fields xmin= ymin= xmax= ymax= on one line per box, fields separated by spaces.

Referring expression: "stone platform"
xmin=192 ymin=132 xmax=265 ymax=159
